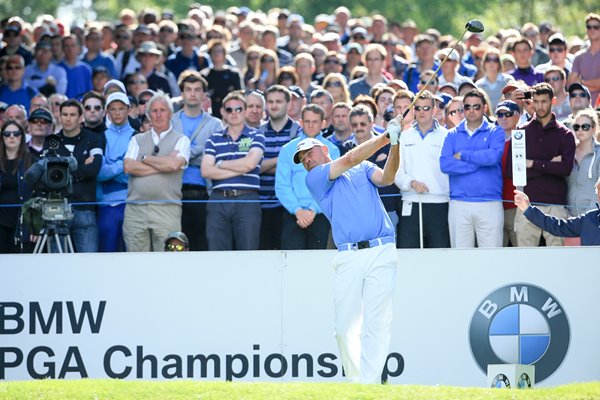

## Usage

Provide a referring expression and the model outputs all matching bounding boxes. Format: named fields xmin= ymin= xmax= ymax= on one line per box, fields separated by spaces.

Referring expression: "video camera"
xmin=23 ymin=134 xmax=78 ymax=225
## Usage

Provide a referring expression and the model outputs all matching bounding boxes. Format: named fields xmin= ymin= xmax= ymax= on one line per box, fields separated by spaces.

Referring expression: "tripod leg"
xmin=65 ymin=235 xmax=75 ymax=253
xmin=54 ymin=233 xmax=64 ymax=253
xmin=34 ymin=233 xmax=47 ymax=253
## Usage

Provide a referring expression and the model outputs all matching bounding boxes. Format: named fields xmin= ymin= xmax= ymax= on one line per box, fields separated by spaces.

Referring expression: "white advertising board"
xmin=1 ymin=247 xmax=598 ymax=386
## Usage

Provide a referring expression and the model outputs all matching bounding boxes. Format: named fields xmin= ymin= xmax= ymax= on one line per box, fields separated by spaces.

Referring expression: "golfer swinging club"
xmin=294 ymin=115 xmax=405 ymax=384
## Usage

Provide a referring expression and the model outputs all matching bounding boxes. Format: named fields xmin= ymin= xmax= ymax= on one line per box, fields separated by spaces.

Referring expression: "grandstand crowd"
xmin=0 ymin=6 xmax=599 ymax=253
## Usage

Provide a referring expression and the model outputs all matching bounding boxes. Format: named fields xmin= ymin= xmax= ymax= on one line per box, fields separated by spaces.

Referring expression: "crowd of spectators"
xmin=0 ymin=6 xmax=599 ymax=253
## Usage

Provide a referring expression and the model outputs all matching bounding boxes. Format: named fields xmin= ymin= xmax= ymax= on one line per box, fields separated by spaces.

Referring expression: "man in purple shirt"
xmin=508 ymin=38 xmax=544 ymax=86
xmin=507 ymin=82 xmax=575 ymax=247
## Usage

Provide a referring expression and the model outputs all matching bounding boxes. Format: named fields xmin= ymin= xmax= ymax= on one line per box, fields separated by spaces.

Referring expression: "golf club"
xmin=402 ymin=19 xmax=485 ymax=118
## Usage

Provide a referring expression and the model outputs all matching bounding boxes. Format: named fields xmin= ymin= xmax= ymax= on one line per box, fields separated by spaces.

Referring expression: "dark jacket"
xmin=0 ymin=158 xmax=36 ymax=246
xmin=46 ymin=128 xmax=103 ymax=210
xmin=508 ymin=114 xmax=575 ymax=205
xmin=524 ymin=205 xmax=600 ymax=246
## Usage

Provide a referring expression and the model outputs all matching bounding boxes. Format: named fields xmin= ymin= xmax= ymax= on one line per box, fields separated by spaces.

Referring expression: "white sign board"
xmin=511 ymin=129 xmax=527 ymax=188
xmin=1 ymin=248 xmax=598 ymax=386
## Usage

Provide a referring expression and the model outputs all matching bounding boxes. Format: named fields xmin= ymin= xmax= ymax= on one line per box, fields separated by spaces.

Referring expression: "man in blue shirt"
xmin=0 ymin=55 xmax=38 ymax=113
xmin=440 ymin=89 xmax=505 ymax=248
xmin=297 ymin=114 xmax=403 ymax=384
xmin=201 ymin=92 xmax=265 ymax=250
xmin=171 ymin=71 xmax=222 ymax=251
xmin=276 ymin=104 xmax=339 ymax=250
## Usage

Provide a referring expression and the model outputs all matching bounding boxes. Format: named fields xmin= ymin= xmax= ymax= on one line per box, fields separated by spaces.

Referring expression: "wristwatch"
xmin=216 ymin=160 xmax=223 ymax=168
xmin=141 ymin=155 xmax=147 ymax=162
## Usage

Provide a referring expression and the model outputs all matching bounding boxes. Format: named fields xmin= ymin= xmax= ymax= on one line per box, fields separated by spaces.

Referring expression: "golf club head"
xmin=466 ymin=20 xmax=484 ymax=33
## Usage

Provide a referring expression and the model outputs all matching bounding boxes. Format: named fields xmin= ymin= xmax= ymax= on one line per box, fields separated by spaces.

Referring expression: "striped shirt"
xmin=204 ymin=125 xmax=266 ymax=191
xmin=259 ymin=118 xmax=301 ymax=209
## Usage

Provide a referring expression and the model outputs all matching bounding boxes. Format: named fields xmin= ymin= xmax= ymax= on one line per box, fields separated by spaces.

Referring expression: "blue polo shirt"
xmin=204 ymin=125 xmax=265 ymax=191
xmin=306 ymin=161 xmax=394 ymax=246
xmin=59 ymin=60 xmax=92 ymax=99
xmin=259 ymin=118 xmax=301 ymax=209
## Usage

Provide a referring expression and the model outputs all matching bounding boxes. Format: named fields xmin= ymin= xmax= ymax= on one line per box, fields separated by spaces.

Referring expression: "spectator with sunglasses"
xmin=495 ymin=100 xmax=521 ymax=246
xmin=568 ymin=13 xmax=600 ymax=104
xmin=567 ymin=110 xmax=600 ymax=221
xmin=543 ymin=67 xmax=571 ymax=120
xmin=123 ymin=91 xmax=190 ymax=252
xmin=507 ymin=83 xmax=575 ymax=247
xmin=0 ymin=119 xmax=35 ymax=253
xmin=476 ymin=47 xmax=515 ymax=110
xmin=82 ymin=91 xmax=107 ymax=138
xmin=562 ymin=83 xmax=593 ymax=129
xmin=440 ymin=89 xmax=505 ymax=248
xmin=201 ymin=91 xmax=265 ymax=251
xmin=534 ymin=33 xmax=572 ymax=77
xmin=0 ymin=55 xmax=39 ymax=113
xmin=396 ymin=91 xmax=450 ymax=248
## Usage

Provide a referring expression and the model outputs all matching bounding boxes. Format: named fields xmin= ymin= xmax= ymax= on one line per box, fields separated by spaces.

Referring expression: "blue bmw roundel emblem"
xmin=469 ymin=283 xmax=570 ymax=383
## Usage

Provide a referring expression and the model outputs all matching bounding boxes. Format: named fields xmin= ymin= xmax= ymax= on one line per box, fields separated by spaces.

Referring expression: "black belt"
xmin=214 ymin=189 xmax=257 ymax=198
xmin=182 ymin=184 xmax=207 ymax=191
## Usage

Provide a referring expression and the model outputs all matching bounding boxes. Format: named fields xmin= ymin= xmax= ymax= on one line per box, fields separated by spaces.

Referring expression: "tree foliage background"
xmin=1 ymin=0 xmax=596 ymax=39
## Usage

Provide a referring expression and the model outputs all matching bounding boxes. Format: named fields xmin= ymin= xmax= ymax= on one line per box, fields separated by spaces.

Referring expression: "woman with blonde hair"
xmin=322 ymin=73 xmax=350 ymax=105
xmin=247 ymin=49 xmax=279 ymax=92
xmin=476 ymin=47 xmax=514 ymax=109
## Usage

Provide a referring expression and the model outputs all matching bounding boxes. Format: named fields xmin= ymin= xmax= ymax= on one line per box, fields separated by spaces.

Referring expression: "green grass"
xmin=1 ymin=380 xmax=600 ymax=400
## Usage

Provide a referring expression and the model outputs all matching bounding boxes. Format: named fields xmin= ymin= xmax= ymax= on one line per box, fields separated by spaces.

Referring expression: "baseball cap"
xmin=35 ymin=41 xmax=53 ymax=52
xmin=136 ymin=41 xmax=162 ymax=57
xmin=548 ymin=33 xmax=566 ymax=45
xmin=496 ymin=100 xmax=520 ymax=114
xmin=458 ymin=79 xmax=476 ymax=93
xmin=288 ymin=85 xmax=305 ymax=99
xmin=436 ymin=48 xmax=460 ymax=62
xmin=134 ymin=25 xmax=152 ymax=35
xmin=345 ymin=42 xmax=363 ymax=54
xmin=293 ymin=138 xmax=326 ymax=164
xmin=103 ymin=79 xmax=126 ymax=95
xmin=439 ymin=82 xmax=458 ymax=94
xmin=4 ymin=25 xmax=21 ymax=35
xmin=28 ymin=108 xmax=53 ymax=123
xmin=164 ymin=231 xmax=189 ymax=251
xmin=106 ymin=92 xmax=131 ymax=107
xmin=502 ymin=82 xmax=520 ymax=95
xmin=567 ymin=83 xmax=591 ymax=98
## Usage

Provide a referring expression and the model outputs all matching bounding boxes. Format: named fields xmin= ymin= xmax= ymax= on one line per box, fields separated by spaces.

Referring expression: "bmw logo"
xmin=514 ymin=131 xmax=523 ymax=140
xmin=469 ymin=283 xmax=570 ymax=383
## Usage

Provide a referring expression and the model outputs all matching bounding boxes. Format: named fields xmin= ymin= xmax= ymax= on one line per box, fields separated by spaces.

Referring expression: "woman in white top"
xmin=476 ymin=47 xmax=514 ymax=110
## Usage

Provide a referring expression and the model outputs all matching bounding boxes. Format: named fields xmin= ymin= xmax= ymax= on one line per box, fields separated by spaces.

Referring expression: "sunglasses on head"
xmin=84 ymin=105 xmax=103 ymax=111
xmin=463 ymin=103 xmax=482 ymax=111
xmin=224 ymin=106 xmax=244 ymax=114
xmin=572 ymin=123 xmax=593 ymax=131
xmin=414 ymin=105 xmax=432 ymax=112
xmin=496 ymin=111 xmax=514 ymax=118
xmin=570 ymin=92 xmax=588 ymax=99
xmin=544 ymin=76 xmax=562 ymax=83
xmin=2 ymin=130 xmax=22 ymax=137
xmin=448 ymin=108 xmax=464 ymax=116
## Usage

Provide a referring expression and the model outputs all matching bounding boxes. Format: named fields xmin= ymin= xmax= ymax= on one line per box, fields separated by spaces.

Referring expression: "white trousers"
xmin=332 ymin=243 xmax=398 ymax=384
xmin=448 ymin=200 xmax=503 ymax=248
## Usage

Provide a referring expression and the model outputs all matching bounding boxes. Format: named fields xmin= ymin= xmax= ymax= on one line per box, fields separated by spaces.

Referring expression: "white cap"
xmin=103 ymin=79 xmax=126 ymax=95
xmin=436 ymin=48 xmax=460 ymax=62
xmin=106 ymin=92 xmax=130 ymax=107
xmin=293 ymin=138 xmax=326 ymax=164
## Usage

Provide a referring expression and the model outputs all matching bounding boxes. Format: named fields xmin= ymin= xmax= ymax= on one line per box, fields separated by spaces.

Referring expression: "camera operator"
xmin=44 ymin=99 xmax=103 ymax=252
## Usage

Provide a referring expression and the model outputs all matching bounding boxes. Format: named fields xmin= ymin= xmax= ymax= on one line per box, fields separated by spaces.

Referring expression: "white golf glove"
xmin=387 ymin=119 xmax=402 ymax=145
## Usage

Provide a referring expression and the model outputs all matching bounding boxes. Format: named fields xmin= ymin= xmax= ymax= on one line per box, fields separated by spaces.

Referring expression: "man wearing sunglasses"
xmin=507 ymin=83 xmax=575 ymax=247
xmin=496 ymin=100 xmax=521 ymax=247
xmin=0 ymin=55 xmax=39 ymax=113
xmin=543 ymin=67 xmax=570 ymax=121
xmin=396 ymin=91 xmax=450 ymax=248
xmin=201 ymin=92 xmax=265 ymax=251
xmin=440 ymin=89 xmax=505 ymax=248
xmin=562 ymin=83 xmax=593 ymax=129
xmin=82 ymin=91 xmax=107 ymax=139
xmin=568 ymin=13 xmax=600 ymax=105
xmin=534 ymin=33 xmax=571 ymax=77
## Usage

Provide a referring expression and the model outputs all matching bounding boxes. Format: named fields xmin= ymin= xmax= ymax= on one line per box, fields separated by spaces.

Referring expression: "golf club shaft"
xmin=402 ymin=27 xmax=472 ymax=118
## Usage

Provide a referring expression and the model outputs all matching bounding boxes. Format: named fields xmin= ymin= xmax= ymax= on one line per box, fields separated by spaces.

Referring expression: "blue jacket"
xmin=275 ymin=133 xmax=340 ymax=215
xmin=98 ymin=122 xmax=135 ymax=203
xmin=524 ymin=205 xmax=600 ymax=246
xmin=440 ymin=119 xmax=504 ymax=202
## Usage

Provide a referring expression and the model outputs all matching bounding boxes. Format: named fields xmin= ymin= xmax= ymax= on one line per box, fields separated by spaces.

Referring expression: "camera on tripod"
xmin=24 ymin=134 xmax=78 ymax=225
